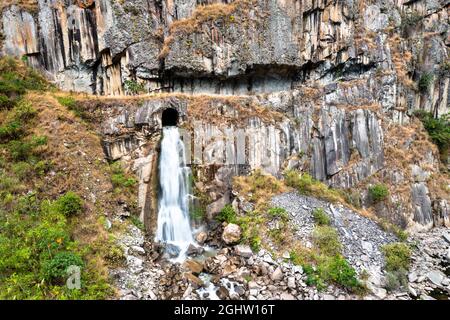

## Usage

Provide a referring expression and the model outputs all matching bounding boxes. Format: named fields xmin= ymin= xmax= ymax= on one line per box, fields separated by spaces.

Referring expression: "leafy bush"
xmin=124 ymin=80 xmax=146 ymax=95
xmin=56 ymin=95 xmax=77 ymax=109
xmin=12 ymin=161 xmax=32 ymax=178
xmin=418 ymin=73 xmax=433 ymax=93
xmin=130 ymin=215 xmax=145 ymax=230
xmin=7 ymin=135 xmax=47 ymax=161
xmin=400 ymin=12 xmax=422 ymax=33
xmin=312 ymin=226 xmax=342 ymax=256
xmin=216 ymin=204 xmax=237 ymax=223
xmin=318 ymin=255 xmax=361 ymax=291
xmin=368 ymin=184 xmax=389 ymax=203
xmin=267 ymin=207 xmax=288 ymax=220
xmin=249 ymin=230 xmax=261 ymax=252
xmin=41 ymin=252 xmax=84 ymax=283
xmin=384 ymin=270 xmax=409 ymax=292
xmin=413 ymin=111 xmax=450 ymax=161
xmin=0 ymin=101 xmax=37 ymax=142
xmin=53 ymin=191 xmax=83 ymax=216
xmin=381 ymin=242 xmax=411 ymax=272
xmin=312 ymin=208 xmax=330 ymax=225
xmin=110 ymin=161 xmax=137 ymax=190
xmin=0 ymin=57 xmax=46 ymax=109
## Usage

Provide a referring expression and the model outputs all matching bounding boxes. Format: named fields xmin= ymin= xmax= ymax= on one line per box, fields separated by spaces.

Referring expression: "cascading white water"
xmin=155 ymin=126 xmax=194 ymax=260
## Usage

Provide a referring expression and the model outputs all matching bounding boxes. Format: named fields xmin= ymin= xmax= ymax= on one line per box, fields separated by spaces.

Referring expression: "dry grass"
xmin=233 ymin=169 xmax=287 ymax=210
xmin=159 ymin=0 xmax=254 ymax=59
xmin=23 ymin=92 xmax=132 ymax=298
xmin=0 ymin=0 xmax=38 ymax=12
xmin=186 ymin=95 xmax=285 ymax=128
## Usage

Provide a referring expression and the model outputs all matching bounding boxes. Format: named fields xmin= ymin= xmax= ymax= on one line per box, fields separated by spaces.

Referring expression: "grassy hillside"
xmin=0 ymin=58 xmax=136 ymax=299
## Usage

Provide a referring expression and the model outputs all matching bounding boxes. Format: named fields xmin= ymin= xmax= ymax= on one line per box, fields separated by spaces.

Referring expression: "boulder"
xmin=186 ymin=244 xmax=204 ymax=257
xmin=235 ymin=245 xmax=253 ymax=258
xmin=280 ymin=292 xmax=295 ymax=300
xmin=183 ymin=259 xmax=204 ymax=275
xmin=184 ymin=272 xmax=204 ymax=289
xmin=206 ymin=193 xmax=230 ymax=220
xmin=222 ymin=223 xmax=242 ymax=244
xmin=217 ymin=286 xmax=229 ymax=300
xmin=287 ymin=277 xmax=296 ymax=289
xmin=165 ymin=243 xmax=181 ymax=257
xmin=270 ymin=267 xmax=284 ymax=282
xmin=195 ymin=231 xmax=208 ymax=244
xmin=427 ymin=270 xmax=445 ymax=286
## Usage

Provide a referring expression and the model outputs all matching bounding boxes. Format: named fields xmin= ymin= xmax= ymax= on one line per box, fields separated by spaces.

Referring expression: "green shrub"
xmin=216 ymin=204 xmax=237 ymax=223
xmin=249 ymin=230 xmax=261 ymax=252
xmin=124 ymin=80 xmax=146 ymax=95
xmin=413 ymin=111 xmax=450 ymax=162
xmin=56 ymin=96 xmax=76 ymax=109
xmin=312 ymin=226 xmax=341 ymax=256
xmin=130 ymin=215 xmax=145 ymax=230
xmin=400 ymin=12 xmax=422 ymax=33
xmin=318 ymin=255 xmax=361 ymax=291
xmin=41 ymin=252 xmax=84 ymax=283
xmin=368 ymin=184 xmax=389 ymax=203
xmin=110 ymin=162 xmax=137 ymax=190
xmin=0 ymin=94 xmax=15 ymax=109
xmin=0 ymin=120 xmax=23 ymax=141
xmin=7 ymin=135 xmax=47 ymax=161
xmin=12 ymin=161 xmax=32 ymax=178
xmin=267 ymin=207 xmax=288 ymax=220
xmin=53 ymin=192 xmax=83 ymax=216
xmin=303 ymin=264 xmax=326 ymax=290
xmin=312 ymin=208 xmax=330 ymax=225
xmin=381 ymin=242 xmax=411 ymax=272
xmin=418 ymin=73 xmax=433 ymax=93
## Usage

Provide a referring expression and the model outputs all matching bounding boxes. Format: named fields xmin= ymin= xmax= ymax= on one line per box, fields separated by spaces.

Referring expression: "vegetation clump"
xmin=418 ymin=72 xmax=433 ymax=93
xmin=110 ymin=161 xmax=138 ymax=191
xmin=413 ymin=111 xmax=450 ymax=163
xmin=216 ymin=204 xmax=237 ymax=224
xmin=284 ymin=170 xmax=344 ymax=204
xmin=0 ymin=58 xmax=114 ymax=299
xmin=53 ymin=191 xmax=83 ymax=217
xmin=368 ymin=184 xmax=389 ymax=203
xmin=312 ymin=208 xmax=330 ymax=225
xmin=381 ymin=242 xmax=412 ymax=292
xmin=124 ymin=80 xmax=146 ymax=95
xmin=42 ymin=252 xmax=84 ymax=283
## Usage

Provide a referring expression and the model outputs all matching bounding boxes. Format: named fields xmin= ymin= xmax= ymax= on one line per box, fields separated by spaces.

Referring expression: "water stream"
xmin=155 ymin=126 xmax=194 ymax=261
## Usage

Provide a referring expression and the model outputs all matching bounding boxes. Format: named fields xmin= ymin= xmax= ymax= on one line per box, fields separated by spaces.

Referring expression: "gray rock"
xmin=222 ymin=223 xmax=242 ymax=244
xmin=427 ymin=270 xmax=445 ymax=286
xmin=442 ymin=233 xmax=450 ymax=244
xmin=287 ymin=277 xmax=296 ymax=289
xmin=235 ymin=245 xmax=253 ymax=258
xmin=280 ymin=292 xmax=296 ymax=300
xmin=270 ymin=267 xmax=284 ymax=282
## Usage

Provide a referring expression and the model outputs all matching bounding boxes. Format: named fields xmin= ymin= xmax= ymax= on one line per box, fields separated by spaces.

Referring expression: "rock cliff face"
xmin=1 ymin=0 xmax=449 ymax=232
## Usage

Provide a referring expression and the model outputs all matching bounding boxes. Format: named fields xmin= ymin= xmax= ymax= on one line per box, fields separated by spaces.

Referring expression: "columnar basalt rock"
xmin=1 ymin=0 xmax=448 ymax=232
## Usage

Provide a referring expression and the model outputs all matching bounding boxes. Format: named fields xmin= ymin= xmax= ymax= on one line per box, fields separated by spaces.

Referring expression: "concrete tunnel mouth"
xmin=161 ymin=108 xmax=179 ymax=127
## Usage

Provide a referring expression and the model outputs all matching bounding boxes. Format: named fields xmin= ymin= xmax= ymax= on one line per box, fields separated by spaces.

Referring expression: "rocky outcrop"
xmin=1 ymin=0 xmax=447 ymax=231
xmin=1 ymin=0 xmax=448 ymax=116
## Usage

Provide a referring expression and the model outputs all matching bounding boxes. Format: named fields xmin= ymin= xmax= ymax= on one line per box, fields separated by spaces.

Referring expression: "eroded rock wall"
xmin=78 ymin=90 xmax=448 ymax=233
xmin=1 ymin=0 xmax=448 ymax=232
xmin=1 ymin=1 xmax=448 ymax=116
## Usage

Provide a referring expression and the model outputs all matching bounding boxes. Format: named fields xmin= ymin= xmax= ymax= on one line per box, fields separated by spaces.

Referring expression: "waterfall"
xmin=155 ymin=126 xmax=193 ymax=260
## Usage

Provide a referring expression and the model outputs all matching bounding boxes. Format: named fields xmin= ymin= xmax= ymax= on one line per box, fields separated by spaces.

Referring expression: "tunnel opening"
xmin=161 ymin=108 xmax=179 ymax=127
